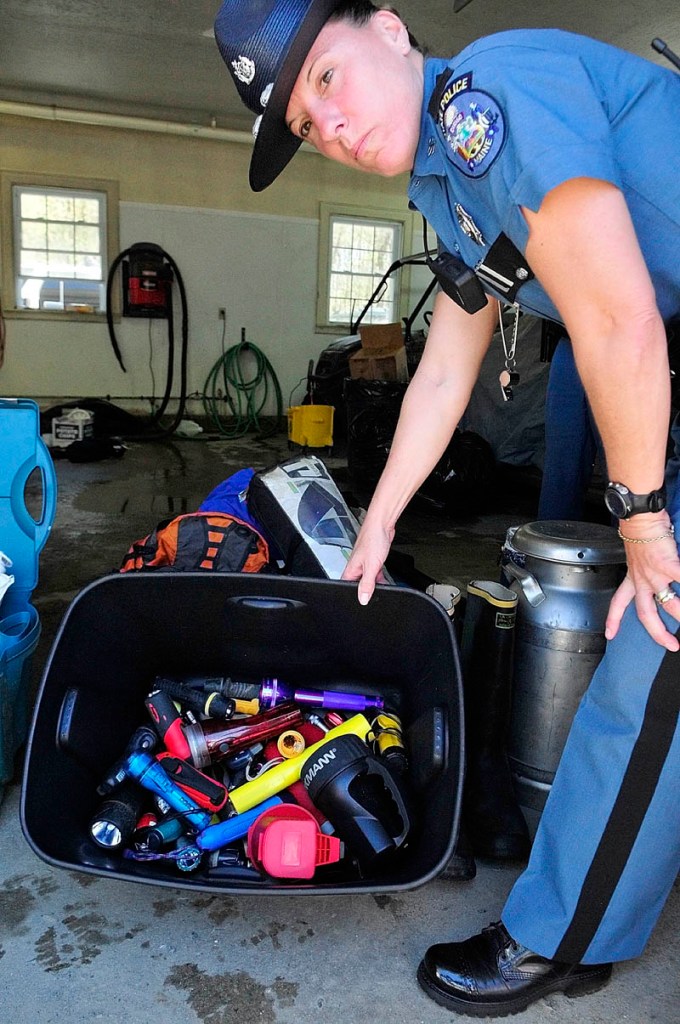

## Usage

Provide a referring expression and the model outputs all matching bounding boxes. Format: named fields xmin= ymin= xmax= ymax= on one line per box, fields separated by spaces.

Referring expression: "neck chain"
xmin=498 ymin=301 xmax=520 ymax=402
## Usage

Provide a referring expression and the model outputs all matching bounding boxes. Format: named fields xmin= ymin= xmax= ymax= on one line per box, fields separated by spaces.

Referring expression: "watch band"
xmin=604 ymin=481 xmax=667 ymax=519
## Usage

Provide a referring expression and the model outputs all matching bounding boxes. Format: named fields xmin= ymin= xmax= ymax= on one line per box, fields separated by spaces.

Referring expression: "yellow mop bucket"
xmin=287 ymin=405 xmax=334 ymax=448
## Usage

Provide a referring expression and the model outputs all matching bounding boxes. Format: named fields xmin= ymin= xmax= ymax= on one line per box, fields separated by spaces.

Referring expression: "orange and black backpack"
xmin=120 ymin=511 xmax=269 ymax=574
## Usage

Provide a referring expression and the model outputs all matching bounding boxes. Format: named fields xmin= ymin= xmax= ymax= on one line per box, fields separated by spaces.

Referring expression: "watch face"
xmin=605 ymin=486 xmax=629 ymax=518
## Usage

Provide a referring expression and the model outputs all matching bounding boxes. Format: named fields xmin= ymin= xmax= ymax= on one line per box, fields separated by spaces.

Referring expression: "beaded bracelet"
xmin=617 ymin=524 xmax=675 ymax=544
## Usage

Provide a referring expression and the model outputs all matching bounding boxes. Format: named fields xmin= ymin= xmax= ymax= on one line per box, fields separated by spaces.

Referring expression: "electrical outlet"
xmin=218 ymin=307 xmax=226 ymax=320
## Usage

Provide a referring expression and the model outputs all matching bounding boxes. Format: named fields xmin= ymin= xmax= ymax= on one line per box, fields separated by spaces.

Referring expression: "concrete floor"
xmin=1 ymin=431 xmax=678 ymax=1024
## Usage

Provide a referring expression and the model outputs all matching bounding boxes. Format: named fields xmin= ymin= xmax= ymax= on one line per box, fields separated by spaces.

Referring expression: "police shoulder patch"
xmin=436 ymin=71 xmax=505 ymax=178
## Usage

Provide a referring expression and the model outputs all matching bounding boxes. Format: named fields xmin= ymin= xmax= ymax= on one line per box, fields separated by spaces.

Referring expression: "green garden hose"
xmin=202 ymin=336 xmax=283 ymax=439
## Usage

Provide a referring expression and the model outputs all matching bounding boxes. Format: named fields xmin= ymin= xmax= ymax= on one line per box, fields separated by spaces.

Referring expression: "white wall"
xmin=1 ymin=199 xmax=431 ymax=418
xmin=1 ymin=113 xmax=426 ymax=421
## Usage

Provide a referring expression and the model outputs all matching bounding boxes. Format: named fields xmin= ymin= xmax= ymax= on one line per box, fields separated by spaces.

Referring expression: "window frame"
xmin=316 ymin=202 xmax=415 ymax=333
xmin=0 ymin=171 xmax=119 ymax=322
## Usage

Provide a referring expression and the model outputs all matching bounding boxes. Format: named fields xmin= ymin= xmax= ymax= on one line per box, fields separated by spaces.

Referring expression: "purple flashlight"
xmin=258 ymin=678 xmax=384 ymax=713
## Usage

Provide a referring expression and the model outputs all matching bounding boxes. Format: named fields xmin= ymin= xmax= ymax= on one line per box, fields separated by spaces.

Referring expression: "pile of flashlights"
xmin=90 ymin=675 xmax=413 ymax=882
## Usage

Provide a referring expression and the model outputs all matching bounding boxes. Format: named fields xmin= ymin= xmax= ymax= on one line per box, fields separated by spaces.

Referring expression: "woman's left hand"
xmin=605 ymin=521 xmax=680 ymax=651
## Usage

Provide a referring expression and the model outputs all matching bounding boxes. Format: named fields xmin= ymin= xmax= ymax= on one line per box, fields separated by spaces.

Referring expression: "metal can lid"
xmin=508 ymin=521 xmax=625 ymax=565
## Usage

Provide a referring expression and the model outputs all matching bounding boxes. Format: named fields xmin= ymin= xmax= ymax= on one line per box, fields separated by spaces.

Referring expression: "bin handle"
xmin=502 ymin=561 xmax=546 ymax=607
xmin=10 ymin=442 xmax=57 ymax=553
xmin=228 ymin=596 xmax=305 ymax=611
xmin=0 ymin=609 xmax=33 ymax=658
xmin=56 ymin=687 xmax=80 ymax=754
xmin=34 ymin=436 xmax=58 ymax=553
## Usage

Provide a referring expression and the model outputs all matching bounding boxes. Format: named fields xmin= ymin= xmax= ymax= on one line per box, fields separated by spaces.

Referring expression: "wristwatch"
xmin=604 ymin=481 xmax=667 ymax=519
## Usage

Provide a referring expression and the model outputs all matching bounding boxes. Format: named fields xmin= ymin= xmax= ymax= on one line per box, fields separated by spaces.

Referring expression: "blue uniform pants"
xmin=503 ymin=417 xmax=680 ymax=963
xmin=538 ymin=337 xmax=603 ymax=521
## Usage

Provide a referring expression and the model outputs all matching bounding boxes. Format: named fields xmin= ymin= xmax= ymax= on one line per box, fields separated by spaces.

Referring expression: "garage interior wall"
xmin=0 ymin=113 xmax=432 ymax=417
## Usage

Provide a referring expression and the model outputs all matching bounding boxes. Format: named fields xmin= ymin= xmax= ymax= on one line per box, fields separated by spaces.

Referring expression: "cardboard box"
xmin=349 ymin=322 xmax=409 ymax=382
xmin=52 ymin=409 xmax=94 ymax=448
xmin=349 ymin=347 xmax=409 ymax=382
xmin=358 ymin=322 xmax=404 ymax=353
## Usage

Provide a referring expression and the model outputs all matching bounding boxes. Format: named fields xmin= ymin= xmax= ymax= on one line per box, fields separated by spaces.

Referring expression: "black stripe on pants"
xmin=555 ymin=648 xmax=680 ymax=963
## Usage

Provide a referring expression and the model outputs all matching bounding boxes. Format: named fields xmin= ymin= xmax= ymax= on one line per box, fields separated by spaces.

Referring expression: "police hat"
xmin=214 ymin=0 xmax=344 ymax=192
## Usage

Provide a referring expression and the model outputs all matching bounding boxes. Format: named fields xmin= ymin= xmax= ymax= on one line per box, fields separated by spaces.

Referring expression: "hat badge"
xmin=232 ymin=55 xmax=256 ymax=85
xmin=260 ymin=83 xmax=273 ymax=109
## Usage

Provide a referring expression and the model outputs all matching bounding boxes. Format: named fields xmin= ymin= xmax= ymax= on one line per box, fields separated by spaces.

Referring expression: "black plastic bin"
xmin=21 ymin=573 xmax=463 ymax=894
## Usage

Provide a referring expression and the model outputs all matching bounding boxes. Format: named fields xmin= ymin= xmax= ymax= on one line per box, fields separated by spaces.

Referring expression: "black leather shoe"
xmin=417 ymin=922 xmax=612 ymax=1017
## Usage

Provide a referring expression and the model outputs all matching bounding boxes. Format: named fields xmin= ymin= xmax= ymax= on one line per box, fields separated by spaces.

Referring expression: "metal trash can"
xmin=500 ymin=521 xmax=626 ymax=811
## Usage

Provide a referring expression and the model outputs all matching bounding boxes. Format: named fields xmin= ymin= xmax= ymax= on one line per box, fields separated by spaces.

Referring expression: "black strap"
xmin=475 ymin=233 xmax=535 ymax=303
xmin=428 ymin=69 xmax=455 ymax=118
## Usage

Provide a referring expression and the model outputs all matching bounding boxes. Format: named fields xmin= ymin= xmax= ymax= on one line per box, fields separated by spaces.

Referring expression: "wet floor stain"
xmin=235 ymin=919 xmax=317 ymax=951
xmin=0 ymin=874 xmax=59 ymax=934
xmin=271 ymin=978 xmax=298 ymax=1009
xmin=167 ymin=963 xmax=299 ymax=1024
xmin=74 ymin=481 xmax=199 ymax=517
xmin=152 ymin=894 xmax=241 ymax=925
xmin=205 ymin=898 xmax=241 ymax=927
xmin=372 ymin=894 xmax=405 ymax=917
xmin=14 ymin=872 xmax=58 ymax=897
xmin=295 ymin=923 xmax=315 ymax=946
xmin=67 ymin=435 xmax=328 ymax=518
xmin=69 ymin=871 xmax=100 ymax=888
xmin=33 ymin=903 xmax=145 ymax=972
xmin=241 ymin=922 xmax=287 ymax=951
xmin=0 ymin=883 xmax=35 ymax=933
xmin=34 ymin=926 xmax=67 ymax=973
xmin=71 ymin=460 xmax=223 ymax=517
xmin=152 ymin=897 xmax=180 ymax=919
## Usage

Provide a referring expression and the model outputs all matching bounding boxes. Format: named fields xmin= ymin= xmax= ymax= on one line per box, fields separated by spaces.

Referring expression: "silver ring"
xmin=654 ymin=586 xmax=675 ymax=605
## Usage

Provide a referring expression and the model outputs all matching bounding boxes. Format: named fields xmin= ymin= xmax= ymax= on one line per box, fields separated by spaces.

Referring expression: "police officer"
xmin=214 ymin=1 xmax=680 ymax=1016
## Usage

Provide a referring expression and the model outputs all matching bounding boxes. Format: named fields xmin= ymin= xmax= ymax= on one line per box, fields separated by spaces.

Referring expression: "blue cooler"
xmin=0 ymin=398 xmax=57 ymax=803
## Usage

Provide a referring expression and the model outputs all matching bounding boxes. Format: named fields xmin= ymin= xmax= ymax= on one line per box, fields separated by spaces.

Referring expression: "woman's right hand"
xmin=341 ymin=517 xmax=395 ymax=605
xmin=339 ymin=292 xmax=498 ymax=606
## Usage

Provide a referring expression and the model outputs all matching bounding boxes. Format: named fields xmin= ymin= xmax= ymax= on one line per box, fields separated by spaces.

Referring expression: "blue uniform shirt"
xmin=408 ymin=29 xmax=680 ymax=323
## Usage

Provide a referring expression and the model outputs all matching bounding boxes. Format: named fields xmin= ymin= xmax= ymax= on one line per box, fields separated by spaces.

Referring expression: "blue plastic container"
xmin=0 ymin=398 xmax=57 ymax=802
